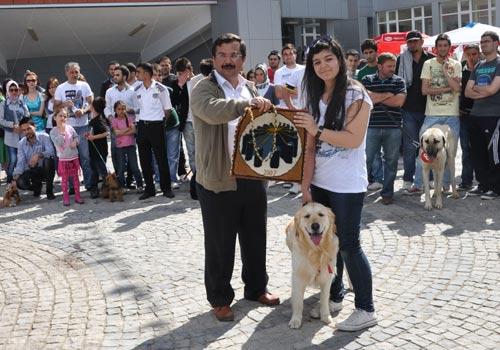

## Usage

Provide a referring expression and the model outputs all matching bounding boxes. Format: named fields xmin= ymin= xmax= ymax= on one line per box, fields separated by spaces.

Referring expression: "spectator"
xmin=0 ymin=88 xmax=7 ymax=175
xmin=160 ymin=56 xmax=177 ymax=86
xmin=246 ymin=69 xmax=256 ymax=83
xmin=362 ymin=53 xmax=407 ymax=205
xmin=11 ymin=117 xmax=55 ymax=199
xmin=99 ymin=60 xmax=119 ymax=98
xmin=294 ymin=35 xmax=377 ymax=332
xmin=274 ymin=43 xmax=305 ymax=109
xmin=267 ymin=50 xmax=281 ymax=83
xmin=50 ymin=107 xmax=84 ymax=206
xmin=0 ymin=80 xmax=29 ymax=183
xmin=397 ymin=30 xmax=435 ymax=192
xmin=86 ymin=97 xmax=109 ymax=199
xmin=458 ymin=44 xmax=480 ymax=191
xmin=54 ymin=61 xmax=94 ymax=191
xmin=44 ymin=77 xmax=59 ymax=134
xmin=125 ymin=62 xmax=141 ymax=89
xmin=254 ymin=63 xmax=279 ymax=105
xmin=464 ymin=31 xmax=500 ymax=200
xmin=346 ymin=49 xmax=360 ymax=79
xmin=23 ymin=70 xmax=46 ymax=132
xmin=409 ymin=33 xmax=462 ymax=194
xmin=357 ymin=39 xmax=378 ymax=81
xmin=111 ymin=100 xmax=143 ymax=192
xmin=133 ymin=62 xmax=175 ymax=199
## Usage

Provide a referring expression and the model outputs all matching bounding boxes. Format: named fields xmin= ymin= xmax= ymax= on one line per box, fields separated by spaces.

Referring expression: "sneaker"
xmin=310 ymin=301 xmax=343 ymax=319
xmin=458 ymin=183 xmax=472 ymax=191
xmin=481 ymin=191 xmax=499 ymax=200
xmin=336 ymin=309 xmax=378 ymax=332
xmin=282 ymin=183 xmax=293 ymax=189
xmin=401 ymin=181 xmax=412 ymax=191
xmin=288 ymin=183 xmax=301 ymax=194
xmin=467 ymin=186 xmax=485 ymax=196
xmin=380 ymin=196 xmax=393 ymax=205
xmin=367 ymin=182 xmax=383 ymax=191
xmin=402 ymin=185 xmax=422 ymax=196
xmin=172 ymin=182 xmax=180 ymax=189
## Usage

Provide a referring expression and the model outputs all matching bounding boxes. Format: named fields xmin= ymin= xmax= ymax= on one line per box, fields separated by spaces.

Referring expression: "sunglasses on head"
xmin=306 ymin=35 xmax=334 ymax=56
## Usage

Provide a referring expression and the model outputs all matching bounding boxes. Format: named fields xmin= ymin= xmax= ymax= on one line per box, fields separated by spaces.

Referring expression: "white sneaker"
xmin=367 ymin=182 xmax=383 ymax=191
xmin=289 ymin=183 xmax=301 ymax=194
xmin=402 ymin=181 xmax=412 ymax=191
xmin=336 ymin=309 xmax=377 ymax=331
xmin=310 ymin=301 xmax=343 ymax=319
xmin=172 ymin=182 xmax=180 ymax=189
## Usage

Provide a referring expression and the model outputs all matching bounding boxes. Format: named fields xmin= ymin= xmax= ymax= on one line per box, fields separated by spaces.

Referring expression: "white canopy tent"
xmin=423 ymin=22 xmax=500 ymax=47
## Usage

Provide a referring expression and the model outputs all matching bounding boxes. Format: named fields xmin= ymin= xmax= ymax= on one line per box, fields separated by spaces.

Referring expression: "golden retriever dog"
xmin=2 ymin=184 xmax=21 ymax=208
xmin=420 ymin=124 xmax=459 ymax=210
xmin=101 ymin=173 xmax=124 ymax=202
xmin=286 ymin=202 xmax=339 ymax=329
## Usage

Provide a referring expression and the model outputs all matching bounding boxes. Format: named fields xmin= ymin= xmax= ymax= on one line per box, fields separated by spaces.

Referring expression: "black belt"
xmin=138 ymin=120 xmax=163 ymax=125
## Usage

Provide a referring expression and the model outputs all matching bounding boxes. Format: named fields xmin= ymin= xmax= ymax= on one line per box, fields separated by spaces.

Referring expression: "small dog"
xmin=2 ymin=184 xmax=21 ymax=207
xmin=286 ymin=202 xmax=339 ymax=329
xmin=420 ymin=124 xmax=459 ymax=210
xmin=101 ymin=173 xmax=124 ymax=202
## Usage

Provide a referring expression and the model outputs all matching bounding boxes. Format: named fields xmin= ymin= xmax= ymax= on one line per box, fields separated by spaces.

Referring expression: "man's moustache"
xmin=222 ymin=65 xmax=235 ymax=69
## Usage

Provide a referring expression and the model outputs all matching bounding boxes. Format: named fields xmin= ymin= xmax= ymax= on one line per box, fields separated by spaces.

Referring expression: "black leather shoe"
xmin=139 ymin=192 xmax=155 ymax=200
xmin=163 ymin=190 xmax=175 ymax=198
xmin=46 ymin=192 xmax=56 ymax=200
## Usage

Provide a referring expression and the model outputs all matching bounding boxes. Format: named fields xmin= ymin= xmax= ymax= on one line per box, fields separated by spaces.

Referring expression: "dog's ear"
xmin=442 ymin=136 xmax=446 ymax=147
xmin=420 ymin=136 xmax=424 ymax=145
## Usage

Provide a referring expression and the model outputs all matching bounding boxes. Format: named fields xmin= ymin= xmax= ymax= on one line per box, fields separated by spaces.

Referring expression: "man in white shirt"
xmin=105 ymin=65 xmax=136 ymax=183
xmin=54 ymin=61 xmax=94 ymax=191
xmin=274 ymin=43 xmax=305 ymax=109
xmin=133 ymin=62 xmax=174 ymax=199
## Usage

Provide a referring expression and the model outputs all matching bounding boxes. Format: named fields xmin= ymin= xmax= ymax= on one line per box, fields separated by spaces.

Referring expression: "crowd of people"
xmin=0 ymin=29 xmax=498 ymax=331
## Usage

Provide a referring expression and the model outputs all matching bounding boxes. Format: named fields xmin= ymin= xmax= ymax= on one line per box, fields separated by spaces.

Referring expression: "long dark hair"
xmin=303 ymin=36 xmax=351 ymax=131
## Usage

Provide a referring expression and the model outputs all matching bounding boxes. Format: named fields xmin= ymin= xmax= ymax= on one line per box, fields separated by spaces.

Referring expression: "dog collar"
xmin=318 ymin=264 xmax=334 ymax=275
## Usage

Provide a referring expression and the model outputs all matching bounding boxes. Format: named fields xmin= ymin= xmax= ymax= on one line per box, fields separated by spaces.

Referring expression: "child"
xmin=111 ymin=100 xmax=144 ymax=192
xmin=86 ymin=97 xmax=109 ymax=199
xmin=50 ymin=107 xmax=84 ymax=206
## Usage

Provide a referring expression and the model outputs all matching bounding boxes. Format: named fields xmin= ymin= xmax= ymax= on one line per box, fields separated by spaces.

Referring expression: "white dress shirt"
xmin=104 ymin=83 xmax=136 ymax=119
xmin=133 ymin=80 xmax=172 ymax=121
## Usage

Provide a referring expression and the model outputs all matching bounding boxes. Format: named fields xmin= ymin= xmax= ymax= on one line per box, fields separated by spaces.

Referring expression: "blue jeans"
xmin=370 ymin=152 xmax=384 ymax=184
xmin=414 ymin=116 xmax=460 ymax=189
xmin=6 ymin=145 xmax=17 ymax=183
xmin=460 ymin=114 xmax=474 ymax=185
xmin=311 ymin=186 xmax=374 ymax=312
xmin=165 ymin=128 xmax=180 ymax=182
xmin=73 ymin=125 xmax=92 ymax=190
xmin=402 ymin=110 xmax=426 ymax=182
xmin=182 ymin=121 xmax=196 ymax=172
xmin=366 ymin=128 xmax=401 ymax=198
xmin=116 ymin=145 xmax=143 ymax=188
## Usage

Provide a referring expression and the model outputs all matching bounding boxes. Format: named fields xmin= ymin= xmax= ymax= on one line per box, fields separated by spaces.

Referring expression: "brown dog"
xmin=286 ymin=202 xmax=338 ymax=328
xmin=2 ymin=184 xmax=21 ymax=207
xmin=101 ymin=173 xmax=124 ymax=202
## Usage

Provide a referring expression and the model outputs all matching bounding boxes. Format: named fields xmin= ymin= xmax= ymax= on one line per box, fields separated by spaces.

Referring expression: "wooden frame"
xmin=231 ymin=107 xmax=306 ymax=182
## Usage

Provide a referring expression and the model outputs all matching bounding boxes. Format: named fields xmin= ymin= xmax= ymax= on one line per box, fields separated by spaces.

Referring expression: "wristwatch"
xmin=315 ymin=126 xmax=323 ymax=140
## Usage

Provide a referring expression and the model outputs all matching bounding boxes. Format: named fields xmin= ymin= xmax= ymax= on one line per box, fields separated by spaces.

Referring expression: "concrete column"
xmin=210 ymin=0 xmax=282 ymax=70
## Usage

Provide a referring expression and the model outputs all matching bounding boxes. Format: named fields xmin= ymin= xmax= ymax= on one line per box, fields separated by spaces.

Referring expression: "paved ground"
xmin=0 ymin=162 xmax=499 ymax=349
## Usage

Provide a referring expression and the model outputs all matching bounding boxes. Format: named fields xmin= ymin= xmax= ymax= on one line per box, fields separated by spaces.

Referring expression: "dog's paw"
xmin=320 ymin=314 xmax=332 ymax=324
xmin=309 ymin=303 xmax=320 ymax=319
xmin=424 ymin=202 xmax=433 ymax=211
xmin=434 ymin=200 xmax=443 ymax=209
xmin=451 ymin=191 xmax=459 ymax=199
xmin=289 ymin=316 xmax=302 ymax=329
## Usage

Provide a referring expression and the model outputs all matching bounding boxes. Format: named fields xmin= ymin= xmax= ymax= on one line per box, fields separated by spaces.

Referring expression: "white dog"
xmin=420 ymin=124 xmax=459 ymax=210
xmin=286 ymin=202 xmax=339 ymax=328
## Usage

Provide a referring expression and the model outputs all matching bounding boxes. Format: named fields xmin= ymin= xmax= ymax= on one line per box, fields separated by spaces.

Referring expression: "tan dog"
xmin=286 ymin=202 xmax=339 ymax=329
xmin=420 ymin=124 xmax=459 ymax=210
xmin=101 ymin=173 xmax=124 ymax=202
xmin=2 ymin=184 xmax=21 ymax=207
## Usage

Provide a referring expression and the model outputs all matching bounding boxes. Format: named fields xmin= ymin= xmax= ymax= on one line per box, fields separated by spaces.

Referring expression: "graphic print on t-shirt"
xmin=476 ymin=66 xmax=496 ymax=86
xmin=429 ymin=65 xmax=455 ymax=105
xmin=65 ymin=90 xmax=84 ymax=110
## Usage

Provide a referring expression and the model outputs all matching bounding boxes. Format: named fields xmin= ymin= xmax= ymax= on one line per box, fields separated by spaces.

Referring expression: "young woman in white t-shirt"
xmin=294 ymin=36 xmax=376 ymax=332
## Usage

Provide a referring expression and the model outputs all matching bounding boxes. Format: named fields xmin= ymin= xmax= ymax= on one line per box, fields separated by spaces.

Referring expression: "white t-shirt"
xmin=274 ymin=64 xmax=305 ymax=109
xmin=312 ymin=84 xmax=372 ymax=193
xmin=54 ymin=80 xmax=94 ymax=128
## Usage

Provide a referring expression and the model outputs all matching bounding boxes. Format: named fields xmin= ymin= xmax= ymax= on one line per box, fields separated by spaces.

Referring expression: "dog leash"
xmin=89 ymin=139 xmax=112 ymax=174
xmin=381 ymin=105 xmax=420 ymax=149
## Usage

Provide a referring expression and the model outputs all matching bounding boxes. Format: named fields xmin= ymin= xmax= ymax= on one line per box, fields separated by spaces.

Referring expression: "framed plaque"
xmin=231 ymin=107 xmax=306 ymax=182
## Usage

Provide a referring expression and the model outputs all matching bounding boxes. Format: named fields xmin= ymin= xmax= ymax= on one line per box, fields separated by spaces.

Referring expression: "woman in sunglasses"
xmin=0 ymin=80 xmax=30 ymax=183
xmin=294 ymin=36 xmax=376 ymax=332
xmin=23 ymin=71 xmax=46 ymax=132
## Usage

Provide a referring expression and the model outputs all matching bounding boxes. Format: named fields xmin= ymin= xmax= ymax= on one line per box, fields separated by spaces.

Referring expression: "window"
xmin=377 ymin=5 xmax=432 ymax=35
xmin=441 ymin=0 xmax=496 ymax=32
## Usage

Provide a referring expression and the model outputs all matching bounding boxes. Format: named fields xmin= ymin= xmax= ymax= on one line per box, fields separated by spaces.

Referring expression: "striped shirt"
xmin=362 ymin=73 xmax=406 ymax=128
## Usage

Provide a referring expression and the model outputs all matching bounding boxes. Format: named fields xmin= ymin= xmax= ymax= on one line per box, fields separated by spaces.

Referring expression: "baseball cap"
xmin=406 ymin=30 xmax=423 ymax=41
